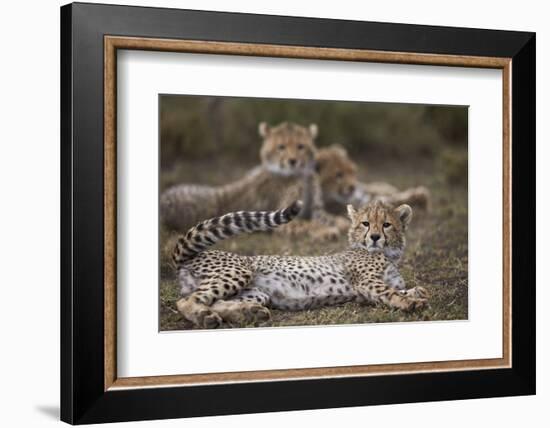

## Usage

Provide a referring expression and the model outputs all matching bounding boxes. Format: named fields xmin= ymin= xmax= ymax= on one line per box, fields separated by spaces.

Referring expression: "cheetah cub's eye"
xmin=297 ymin=143 xmax=305 ymax=150
xmin=278 ymin=144 xmax=286 ymax=151
xmin=383 ymin=222 xmax=392 ymax=228
xmin=362 ymin=221 xmax=370 ymax=227
xmin=335 ymin=171 xmax=343 ymax=179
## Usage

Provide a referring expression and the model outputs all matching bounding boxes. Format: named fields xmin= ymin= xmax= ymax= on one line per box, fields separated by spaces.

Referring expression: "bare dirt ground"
xmin=159 ymin=157 xmax=468 ymax=330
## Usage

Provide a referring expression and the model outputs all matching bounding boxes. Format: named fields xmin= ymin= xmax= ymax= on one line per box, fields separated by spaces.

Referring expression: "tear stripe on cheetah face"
xmin=347 ymin=200 xmax=412 ymax=263
xmin=259 ymin=121 xmax=318 ymax=177
xmin=174 ymin=201 xmax=426 ymax=329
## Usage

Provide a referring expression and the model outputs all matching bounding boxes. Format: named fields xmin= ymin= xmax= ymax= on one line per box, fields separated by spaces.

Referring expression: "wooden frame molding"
xmin=104 ymin=35 xmax=512 ymax=391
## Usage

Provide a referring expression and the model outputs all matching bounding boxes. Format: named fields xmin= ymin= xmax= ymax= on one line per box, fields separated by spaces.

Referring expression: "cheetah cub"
xmin=316 ymin=145 xmax=431 ymax=214
xmin=161 ymin=122 xmax=324 ymax=232
xmin=172 ymin=200 xmax=428 ymax=329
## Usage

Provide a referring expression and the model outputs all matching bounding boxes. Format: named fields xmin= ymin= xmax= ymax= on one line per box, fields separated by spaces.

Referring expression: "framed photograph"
xmin=61 ymin=2 xmax=535 ymax=424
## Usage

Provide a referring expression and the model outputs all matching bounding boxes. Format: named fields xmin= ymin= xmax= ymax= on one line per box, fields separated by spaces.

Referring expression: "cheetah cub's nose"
xmin=371 ymin=234 xmax=381 ymax=242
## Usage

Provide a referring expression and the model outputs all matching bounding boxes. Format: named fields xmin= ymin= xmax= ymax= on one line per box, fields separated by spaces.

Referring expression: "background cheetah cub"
xmin=160 ymin=121 xmax=347 ymax=240
xmin=316 ymin=145 xmax=431 ymax=214
xmin=173 ymin=200 xmax=428 ymax=329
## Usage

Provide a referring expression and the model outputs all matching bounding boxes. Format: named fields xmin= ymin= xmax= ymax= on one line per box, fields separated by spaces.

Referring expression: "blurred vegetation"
xmin=160 ymin=95 xmax=468 ymax=171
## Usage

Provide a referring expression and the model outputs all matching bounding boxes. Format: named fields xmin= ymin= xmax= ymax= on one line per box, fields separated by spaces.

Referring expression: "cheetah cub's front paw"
xmin=400 ymin=286 xmax=430 ymax=300
xmin=404 ymin=297 xmax=428 ymax=312
xmin=394 ymin=289 xmax=429 ymax=312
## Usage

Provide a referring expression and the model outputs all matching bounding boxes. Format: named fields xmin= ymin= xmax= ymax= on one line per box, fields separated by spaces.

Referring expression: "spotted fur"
xmin=316 ymin=144 xmax=431 ymax=214
xmin=174 ymin=200 xmax=428 ymax=329
xmin=172 ymin=200 xmax=303 ymax=265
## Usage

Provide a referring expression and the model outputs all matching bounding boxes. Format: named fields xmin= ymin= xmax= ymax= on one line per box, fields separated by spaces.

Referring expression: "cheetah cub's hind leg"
xmin=176 ymin=268 xmax=254 ymax=329
xmin=212 ymin=289 xmax=272 ymax=327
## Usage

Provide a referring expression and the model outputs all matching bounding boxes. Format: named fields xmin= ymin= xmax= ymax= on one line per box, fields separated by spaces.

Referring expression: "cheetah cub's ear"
xmin=331 ymin=144 xmax=348 ymax=156
xmin=395 ymin=204 xmax=413 ymax=230
xmin=346 ymin=204 xmax=358 ymax=222
xmin=309 ymin=123 xmax=318 ymax=139
xmin=259 ymin=122 xmax=270 ymax=138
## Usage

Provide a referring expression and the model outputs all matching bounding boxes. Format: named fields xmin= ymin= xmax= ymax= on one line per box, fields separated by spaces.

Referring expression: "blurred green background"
xmin=160 ymin=94 xmax=467 ymax=170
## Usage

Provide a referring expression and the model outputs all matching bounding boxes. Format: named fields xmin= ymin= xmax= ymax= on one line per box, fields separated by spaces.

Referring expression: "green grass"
xmin=159 ymin=157 xmax=468 ymax=331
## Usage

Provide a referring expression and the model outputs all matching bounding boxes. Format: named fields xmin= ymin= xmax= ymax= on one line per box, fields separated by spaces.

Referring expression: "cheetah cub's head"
xmin=347 ymin=201 xmax=412 ymax=261
xmin=316 ymin=145 xmax=358 ymax=204
xmin=259 ymin=121 xmax=318 ymax=177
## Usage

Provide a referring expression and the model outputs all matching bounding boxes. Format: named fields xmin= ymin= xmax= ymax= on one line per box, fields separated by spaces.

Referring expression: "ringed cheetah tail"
xmin=172 ymin=200 xmax=303 ymax=267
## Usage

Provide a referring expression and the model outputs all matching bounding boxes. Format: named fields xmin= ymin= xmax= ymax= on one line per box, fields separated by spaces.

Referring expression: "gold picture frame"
xmin=103 ymin=36 xmax=512 ymax=391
